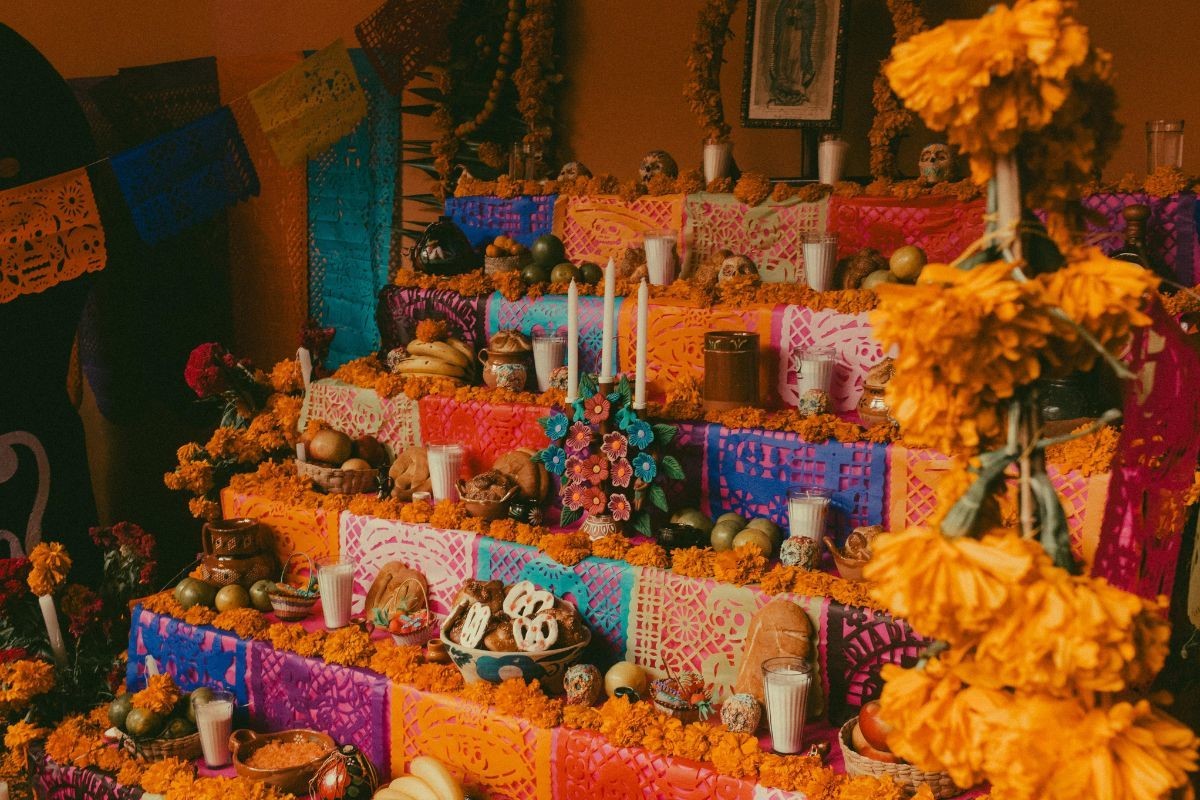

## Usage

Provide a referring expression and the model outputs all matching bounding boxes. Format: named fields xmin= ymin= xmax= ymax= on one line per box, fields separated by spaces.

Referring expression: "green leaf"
xmin=632 ymin=513 xmax=653 ymax=537
xmin=652 ymin=423 xmax=677 ymax=447
xmin=661 ymin=455 xmax=685 ymax=481
xmin=616 ymin=375 xmax=632 ymax=406
xmin=559 ymin=507 xmax=582 ymax=527
xmin=648 ymin=484 xmax=669 ymax=513
xmin=579 ymin=372 xmax=599 ymax=399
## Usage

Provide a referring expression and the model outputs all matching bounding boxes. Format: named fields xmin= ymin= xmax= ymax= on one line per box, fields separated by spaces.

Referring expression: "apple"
xmin=888 ymin=244 xmax=927 ymax=282
xmin=340 ymin=457 xmax=373 ymax=471
xmin=353 ymin=435 xmax=388 ymax=467
xmin=858 ymin=700 xmax=895 ymax=752
xmin=309 ymin=429 xmax=353 ymax=464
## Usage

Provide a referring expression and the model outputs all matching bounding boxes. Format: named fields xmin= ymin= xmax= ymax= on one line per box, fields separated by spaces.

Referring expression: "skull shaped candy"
xmin=564 ymin=664 xmax=603 ymax=706
xmin=639 ymin=150 xmax=679 ymax=185
xmin=918 ymin=144 xmax=955 ymax=186
xmin=557 ymin=161 xmax=592 ymax=182
xmin=718 ymin=254 xmax=757 ymax=283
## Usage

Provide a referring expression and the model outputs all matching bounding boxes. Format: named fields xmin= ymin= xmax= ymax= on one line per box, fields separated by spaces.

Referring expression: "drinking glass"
xmin=192 ymin=689 xmax=236 ymax=768
xmin=801 ymin=232 xmax=838 ymax=291
xmin=762 ymin=656 xmax=814 ymax=754
xmin=317 ymin=556 xmax=356 ymax=629
xmin=1146 ymin=120 xmax=1184 ymax=172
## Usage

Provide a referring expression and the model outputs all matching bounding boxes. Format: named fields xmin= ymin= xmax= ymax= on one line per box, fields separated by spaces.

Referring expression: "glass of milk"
xmin=643 ymin=231 xmax=678 ymax=286
xmin=426 ymin=443 xmax=465 ymax=502
xmin=801 ymin=232 xmax=839 ymax=292
xmin=317 ymin=556 xmax=356 ymax=629
xmin=787 ymin=486 xmax=833 ymax=548
xmin=792 ymin=347 xmax=836 ymax=398
xmin=818 ymin=134 xmax=849 ymax=185
xmin=192 ymin=689 xmax=236 ymax=767
xmin=762 ymin=656 xmax=814 ymax=753
xmin=532 ymin=333 xmax=567 ymax=392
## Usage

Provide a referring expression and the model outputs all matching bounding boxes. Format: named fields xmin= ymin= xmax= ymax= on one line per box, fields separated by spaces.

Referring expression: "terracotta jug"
xmin=479 ymin=330 xmax=532 ymax=390
xmin=199 ymin=517 xmax=276 ymax=588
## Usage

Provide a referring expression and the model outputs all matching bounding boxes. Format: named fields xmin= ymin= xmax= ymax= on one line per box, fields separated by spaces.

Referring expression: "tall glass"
xmin=787 ymin=486 xmax=833 ymax=546
xmin=818 ymin=134 xmax=848 ymax=185
xmin=801 ymin=232 xmax=838 ymax=292
xmin=703 ymin=141 xmax=733 ymax=183
xmin=792 ymin=347 xmax=836 ymax=398
xmin=1146 ymin=120 xmax=1184 ymax=172
xmin=643 ymin=231 xmax=678 ymax=286
xmin=193 ymin=689 xmax=236 ymax=767
xmin=426 ymin=443 xmax=465 ymax=502
xmin=762 ymin=656 xmax=814 ymax=753
xmin=317 ymin=556 xmax=356 ymax=629
xmin=532 ymin=333 xmax=567 ymax=392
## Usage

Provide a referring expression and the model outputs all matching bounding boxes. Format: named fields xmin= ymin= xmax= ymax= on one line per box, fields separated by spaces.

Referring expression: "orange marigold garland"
xmin=684 ymin=0 xmax=737 ymax=143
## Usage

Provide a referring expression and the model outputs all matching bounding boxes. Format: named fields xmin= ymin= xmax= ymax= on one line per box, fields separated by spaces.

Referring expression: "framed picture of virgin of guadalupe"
xmin=741 ymin=0 xmax=849 ymax=127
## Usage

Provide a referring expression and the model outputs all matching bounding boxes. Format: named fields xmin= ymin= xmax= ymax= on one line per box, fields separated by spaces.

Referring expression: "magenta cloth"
xmin=29 ymin=744 xmax=143 ymax=800
xmin=245 ymin=638 xmax=391 ymax=774
xmin=1081 ymin=192 xmax=1199 ymax=285
xmin=1093 ymin=300 xmax=1200 ymax=599
xmin=827 ymin=195 xmax=987 ymax=265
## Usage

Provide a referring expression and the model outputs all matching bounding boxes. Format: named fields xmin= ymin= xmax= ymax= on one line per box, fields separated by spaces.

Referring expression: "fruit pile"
xmin=373 ymin=755 xmax=464 ymax=800
xmin=173 ymin=574 xmax=278 ymax=613
xmin=664 ymin=508 xmax=784 ymax=558
xmin=860 ymin=245 xmax=928 ymax=290
xmin=302 ymin=428 xmax=392 ymax=472
xmin=107 ymin=680 xmax=211 ymax=743
xmin=389 ymin=337 xmax=476 ymax=384
xmin=483 ymin=234 xmax=528 ymax=260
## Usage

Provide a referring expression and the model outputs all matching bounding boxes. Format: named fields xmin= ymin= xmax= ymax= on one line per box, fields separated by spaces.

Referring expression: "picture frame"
xmin=741 ymin=0 xmax=850 ymax=128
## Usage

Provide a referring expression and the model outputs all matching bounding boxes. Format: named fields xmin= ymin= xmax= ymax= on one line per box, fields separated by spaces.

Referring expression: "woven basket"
xmin=484 ymin=254 xmax=526 ymax=276
xmin=269 ymin=553 xmax=320 ymax=621
xmin=119 ymin=730 xmax=203 ymax=762
xmin=382 ymin=579 xmax=435 ymax=647
xmin=296 ymin=459 xmax=378 ymax=494
xmin=839 ymin=719 xmax=959 ymax=799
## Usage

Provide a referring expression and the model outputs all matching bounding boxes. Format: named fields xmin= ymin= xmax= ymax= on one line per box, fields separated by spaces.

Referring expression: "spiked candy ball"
xmin=313 ymin=744 xmax=380 ymax=799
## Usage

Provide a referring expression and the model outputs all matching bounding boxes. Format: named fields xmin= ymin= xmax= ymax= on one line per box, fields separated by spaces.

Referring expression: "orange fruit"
xmin=486 ymin=244 xmax=501 ymax=258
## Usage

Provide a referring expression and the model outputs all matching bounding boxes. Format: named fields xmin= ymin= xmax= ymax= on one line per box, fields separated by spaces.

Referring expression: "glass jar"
xmin=1146 ymin=120 xmax=1184 ymax=172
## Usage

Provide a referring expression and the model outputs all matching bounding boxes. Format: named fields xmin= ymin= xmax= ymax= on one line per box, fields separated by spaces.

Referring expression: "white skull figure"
xmin=557 ymin=161 xmax=592 ymax=182
xmin=639 ymin=150 xmax=679 ymax=185
xmin=918 ymin=144 xmax=955 ymax=186
xmin=718 ymin=254 xmax=757 ymax=283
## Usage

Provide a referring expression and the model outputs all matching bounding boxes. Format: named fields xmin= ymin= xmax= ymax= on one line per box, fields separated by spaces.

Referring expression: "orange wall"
xmin=7 ymin=0 xmax=1199 ymax=181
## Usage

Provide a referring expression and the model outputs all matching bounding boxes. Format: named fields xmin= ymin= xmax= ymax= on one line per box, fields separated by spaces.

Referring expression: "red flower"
xmin=601 ymin=432 xmax=629 ymax=462
xmin=584 ymin=395 xmax=611 ymax=424
xmin=608 ymin=492 xmax=632 ymax=521
xmin=566 ymin=422 xmax=593 ymax=454
xmin=610 ymin=458 xmax=633 ymax=488
xmin=582 ymin=455 xmax=609 ymax=486
xmin=562 ymin=484 xmax=589 ymax=511
xmin=0 ymin=647 xmax=28 ymax=663
xmin=184 ymin=342 xmax=235 ymax=398
xmin=565 ymin=457 xmax=590 ymax=483
xmin=583 ymin=488 xmax=608 ymax=515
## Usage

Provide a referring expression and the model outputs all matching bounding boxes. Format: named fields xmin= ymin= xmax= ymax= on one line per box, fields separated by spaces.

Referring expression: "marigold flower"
xmin=322 ymin=625 xmax=374 ymax=668
xmin=711 ymin=544 xmax=768 ymax=586
xmin=211 ymin=607 xmax=268 ymax=640
xmin=27 ymin=542 xmax=71 ymax=595
xmin=132 ymin=674 xmax=181 ymax=715
xmin=625 ymin=541 xmax=668 ymax=569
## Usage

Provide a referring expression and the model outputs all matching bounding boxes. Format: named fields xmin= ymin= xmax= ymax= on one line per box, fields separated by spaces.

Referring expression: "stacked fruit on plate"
xmin=389 ymin=336 xmax=476 ymax=385
xmin=374 ymin=755 xmax=465 ymax=799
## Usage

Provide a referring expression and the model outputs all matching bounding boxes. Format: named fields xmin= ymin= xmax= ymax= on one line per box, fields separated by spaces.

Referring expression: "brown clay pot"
xmin=199 ymin=518 xmax=276 ymax=588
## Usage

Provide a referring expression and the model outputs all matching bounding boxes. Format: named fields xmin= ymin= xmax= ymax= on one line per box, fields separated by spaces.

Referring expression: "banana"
xmin=407 ymin=339 xmax=471 ymax=369
xmin=446 ymin=337 xmax=474 ymax=364
xmin=408 ymin=756 xmax=464 ymax=800
xmin=386 ymin=775 xmax=440 ymax=800
xmin=393 ymin=356 xmax=467 ymax=379
xmin=373 ymin=789 xmax=411 ymax=800
xmin=397 ymin=370 xmax=466 ymax=384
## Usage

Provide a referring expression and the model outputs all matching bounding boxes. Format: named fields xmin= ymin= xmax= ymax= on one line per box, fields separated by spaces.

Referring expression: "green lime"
xmin=162 ymin=716 xmax=197 ymax=739
xmin=549 ymin=262 xmax=581 ymax=284
xmin=215 ymin=584 xmax=251 ymax=612
xmin=521 ymin=262 xmax=550 ymax=285
xmin=746 ymin=517 xmax=783 ymax=547
xmin=177 ymin=578 xmax=218 ymax=610
xmin=530 ymin=234 xmax=566 ymax=268
xmin=108 ymin=694 xmax=133 ymax=730
xmin=125 ymin=707 xmax=165 ymax=739
xmin=249 ymin=579 xmax=276 ymax=612
xmin=579 ymin=262 xmax=604 ymax=285
xmin=710 ymin=520 xmax=744 ymax=552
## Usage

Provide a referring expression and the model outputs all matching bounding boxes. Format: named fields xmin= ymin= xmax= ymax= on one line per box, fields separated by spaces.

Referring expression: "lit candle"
xmin=566 ymin=279 xmax=579 ymax=403
xmin=634 ymin=280 xmax=648 ymax=409
xmin=1 ymin=779 xmax=10 ymax=800
xmin=38 ymin=594 xmax=67 ymax=668
xmin=599 ymin=257 xmax=616 ymax=381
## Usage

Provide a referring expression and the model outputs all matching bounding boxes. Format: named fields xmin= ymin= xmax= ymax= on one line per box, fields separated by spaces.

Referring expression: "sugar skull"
xmin=780 ymin=536 xmax=820 ymax=570
xmin=918 ymin=143 xmax=955 ymax=186
xmin=557 ymin=161 xmax=592 ymax=182
xmin=718 ymin=254 xmax=757 ymax=283
xmin=639 ymin=150 xmax=679 ymax=184
xmin=563 ymin=664 xmax=603 ymax=706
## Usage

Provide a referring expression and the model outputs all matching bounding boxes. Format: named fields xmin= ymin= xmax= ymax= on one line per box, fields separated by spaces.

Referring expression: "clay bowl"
xmin=826 ymin=539 xmax=869 ymax=582
xmin=439 ymin=612 xmax=591 ymax=694
xmin=457 ymin=483 xmax=517 ymax=521
xmin=230 ymin=728 xmax=335 ymax=794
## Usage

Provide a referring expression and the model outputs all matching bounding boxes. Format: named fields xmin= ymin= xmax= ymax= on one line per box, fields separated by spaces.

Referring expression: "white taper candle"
xmin=38 ymin=594 xmax=67 ymax=668
xmin=566 ymin=279 xmax=580 ymax=403
xmin=634 ymin=280 xmax=648 ymax=409
xmin=599 ymin=257 xmax=616 ymax=380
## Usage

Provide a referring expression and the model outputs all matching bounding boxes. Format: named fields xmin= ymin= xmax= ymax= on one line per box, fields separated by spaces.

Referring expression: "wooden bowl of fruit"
xmin=484 ymin=235 xmax=530 ymax=275
xmin=839 ymin=701 xmax=959 ymax=797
